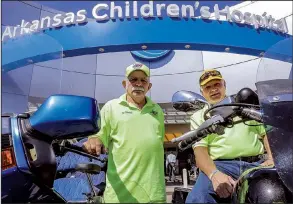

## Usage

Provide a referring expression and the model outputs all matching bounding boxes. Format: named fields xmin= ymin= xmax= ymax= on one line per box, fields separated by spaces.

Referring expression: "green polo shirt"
xmin=91 ymin=94 xmax=166 ymax=203
xmin=190 ymin=105 xmax=266 ymax=160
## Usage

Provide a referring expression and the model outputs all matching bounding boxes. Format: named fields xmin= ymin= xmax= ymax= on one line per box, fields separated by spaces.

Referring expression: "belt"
xmin=216 ymin=155 xmax=261 ymax=163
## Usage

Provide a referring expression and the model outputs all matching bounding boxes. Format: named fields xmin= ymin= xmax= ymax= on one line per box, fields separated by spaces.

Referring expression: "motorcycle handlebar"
xmin=240 ymin=108 xmax=263 ymax=123
xmin=172 ymin=104 xmax=262 ymax=151
xmin=63 ymin=142 xmax=107 ymax=163
xmin=177 ymin=130 xmax=205 ymax=150
xmin=171 ymin=130 xmax=198 ymax=143
xmin=174 ymin=124 xmax=221 ymax=151
xmin=172 ymin=115 xmax=226 ymax=151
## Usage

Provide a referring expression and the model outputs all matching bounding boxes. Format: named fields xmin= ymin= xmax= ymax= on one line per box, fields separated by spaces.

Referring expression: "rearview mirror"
xmin=172 ymin=90 xmax=208 ymax=112
xmin=29 ymin=94 xmax=99 ymax=140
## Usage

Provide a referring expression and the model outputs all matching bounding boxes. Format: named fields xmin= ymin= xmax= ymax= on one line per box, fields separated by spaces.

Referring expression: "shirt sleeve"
xmin=158 ymin=108 xmax=165 ymax=143
xmin=190 ymin=113 xmax=199 ymax=131
xmin=190 ymin=111 xmax=209 ymax=148
xmin=89 ymin=103 xmax=112 ymax=148
xmin=257 ymin=124 xmax=267 ymax=139
xmin=250 ymin=120 xmax=267 ymax=140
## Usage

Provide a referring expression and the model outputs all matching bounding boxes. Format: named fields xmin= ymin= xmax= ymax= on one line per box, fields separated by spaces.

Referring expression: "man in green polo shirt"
xmin=185 ymin=69 xmax=274 ymax=203
xmin=83 ymin=62 xmax=166 ymax=203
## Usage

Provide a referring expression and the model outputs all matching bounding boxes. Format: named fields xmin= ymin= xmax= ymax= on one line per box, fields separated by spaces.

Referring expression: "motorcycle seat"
xmin=54 ymin=177 xmax=100 ymax=202
xmin=66 ymin=170 xmax=106 ymax=189
xmin=56 ymin=138 xmax=107 ymax=173
xmin=54 ymin=139 xmax=107 ymax=202
xmin=75 ymin=163 xmax=101 ymax=174
xmin=55 ymin=139 xmax=107 ymax=185
xmin=56 ymin=151 xmax=106 ymax=172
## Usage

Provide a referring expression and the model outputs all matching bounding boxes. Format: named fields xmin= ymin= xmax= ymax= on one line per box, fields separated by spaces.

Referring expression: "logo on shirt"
xmin=122 ymin=111 xmax=133 ymax=114
xmin=150 ymin=110 xmax=158 ymax=116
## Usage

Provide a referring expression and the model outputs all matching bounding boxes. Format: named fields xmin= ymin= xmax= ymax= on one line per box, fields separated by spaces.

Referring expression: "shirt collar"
xmin=119 ymin=93 xmax=154 ymax=109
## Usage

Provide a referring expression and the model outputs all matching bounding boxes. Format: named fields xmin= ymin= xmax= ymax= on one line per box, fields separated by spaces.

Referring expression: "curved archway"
xmin=2 ymin=18 xmax=291 ymax=72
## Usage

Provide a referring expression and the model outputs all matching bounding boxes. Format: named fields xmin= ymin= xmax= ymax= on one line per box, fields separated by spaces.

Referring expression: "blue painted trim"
xmin=1 ymin=166 xmax=18 ymax=177
xmin=130 ymin=50 xmax=172 ymax=61
xmin=2 ymin=18 xmax=291 ymax=72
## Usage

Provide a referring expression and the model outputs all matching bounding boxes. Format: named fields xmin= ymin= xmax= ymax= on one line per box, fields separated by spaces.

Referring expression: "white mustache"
xmin=132 ymin=87 xmax=145 ymax=92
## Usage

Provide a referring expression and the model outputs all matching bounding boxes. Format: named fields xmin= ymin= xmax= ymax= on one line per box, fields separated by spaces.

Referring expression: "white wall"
xmin=2 ymin=1 xmax=292 ymax=113
xmin=209 ymin=1 xmax=292 ymax=35
xmin=201 ymin=1 xmax=292 ymax=96
xmin=95 ymin=50 xmax=204 ymax=103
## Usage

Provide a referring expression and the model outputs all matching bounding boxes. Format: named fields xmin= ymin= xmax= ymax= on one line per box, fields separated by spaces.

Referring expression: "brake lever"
xmin=61 ymin=141 xmax=107 ymax=163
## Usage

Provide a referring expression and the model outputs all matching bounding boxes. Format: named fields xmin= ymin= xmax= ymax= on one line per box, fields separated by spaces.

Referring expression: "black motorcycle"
xmin=170 ymin=37 xmax=293 ymax=203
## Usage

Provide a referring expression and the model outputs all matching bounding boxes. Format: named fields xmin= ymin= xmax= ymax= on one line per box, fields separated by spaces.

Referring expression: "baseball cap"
xmin=125 ymin=62 xmax=150 ymax=77
xmin=199 ymin=69 xmax=223 ymax=86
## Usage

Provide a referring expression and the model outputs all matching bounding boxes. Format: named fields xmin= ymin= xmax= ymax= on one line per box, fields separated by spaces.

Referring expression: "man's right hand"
xmin=211 ymin=171 xmax=236 ymax=198
xmin=83 ymin=137 xmax=104 ymax=155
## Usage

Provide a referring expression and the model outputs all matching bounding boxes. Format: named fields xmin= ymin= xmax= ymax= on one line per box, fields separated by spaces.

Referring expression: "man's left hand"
xmin=260 ymin=158 xmax=274 ymax=167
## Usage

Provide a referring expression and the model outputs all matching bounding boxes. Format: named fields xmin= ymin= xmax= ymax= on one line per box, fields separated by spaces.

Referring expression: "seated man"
xmin=186 ymin=69 xmax=274 ymax=203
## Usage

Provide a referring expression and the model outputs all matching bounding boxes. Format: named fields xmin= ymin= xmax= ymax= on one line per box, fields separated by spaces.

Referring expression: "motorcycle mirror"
xmin=235 ymin=87 xmax=259 ymax=105
xmin=172 ymin=90 xmax=208 ymax=112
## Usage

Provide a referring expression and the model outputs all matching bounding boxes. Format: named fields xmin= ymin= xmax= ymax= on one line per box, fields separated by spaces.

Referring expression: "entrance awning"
xmin=164 ymin=133 xmax=182 ymax=142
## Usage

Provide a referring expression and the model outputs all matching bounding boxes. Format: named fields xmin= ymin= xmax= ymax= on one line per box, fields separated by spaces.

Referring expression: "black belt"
xmin=216 ymin=155 xmax=260 ymax=163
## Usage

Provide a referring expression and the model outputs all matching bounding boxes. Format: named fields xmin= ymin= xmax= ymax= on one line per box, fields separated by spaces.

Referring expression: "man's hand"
xmin=211 ymin=171 xmax=236 ymax=198
xmin=262 ymin=135 xmax=274 ymax=167
xmin=83 ymin=137 xmax=104 ymax=156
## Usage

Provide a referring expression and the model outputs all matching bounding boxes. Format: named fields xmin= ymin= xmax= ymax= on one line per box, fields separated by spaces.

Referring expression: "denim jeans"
xmin=185 ymin=159 xmax=263 ymax=203
xmin=168 ymin=162 xmax=176 ymax=181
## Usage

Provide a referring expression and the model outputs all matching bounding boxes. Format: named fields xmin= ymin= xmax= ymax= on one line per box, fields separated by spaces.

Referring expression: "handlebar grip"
xmin=64 ymin=142 xmax=106 ymax=163
xmin=65 ymin=142 xmax=84 ymax=151
xmin=171 ymin=130 xmax=198 ymax=143
xmin=178 ymin=130 xmax=205 ymax=150
xmin=178 ymin=137 xmax=194 ymax=150
xmin=241 ymin=108 xmax=263 ymax=123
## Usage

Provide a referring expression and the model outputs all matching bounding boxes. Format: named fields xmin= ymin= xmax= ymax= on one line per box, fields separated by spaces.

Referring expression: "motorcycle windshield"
xmin=256 ymin=37 xmax=293 ymax=192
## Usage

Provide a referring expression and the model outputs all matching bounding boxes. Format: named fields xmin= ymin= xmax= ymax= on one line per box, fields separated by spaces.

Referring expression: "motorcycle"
xmin=1 ymin=94 xmax=108 ymax=203
xmin=170 ymin=37 xmax=293 ymax=203
xmin=2 ymin=26 xmax=108 ymax=203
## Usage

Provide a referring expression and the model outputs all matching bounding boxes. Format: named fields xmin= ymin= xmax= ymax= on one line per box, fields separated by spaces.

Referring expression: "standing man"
xmin=83 ymin=62 xmax=166 ymax=203
xmin=166 ymin=152 xmax=177 ymax=182
xmin=186 ymin=69 xmax=274 ymax=203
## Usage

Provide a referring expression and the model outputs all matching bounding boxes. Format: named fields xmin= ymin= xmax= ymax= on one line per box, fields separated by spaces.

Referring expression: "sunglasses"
xmin=199 ymin=70 xmax=222 ymax=83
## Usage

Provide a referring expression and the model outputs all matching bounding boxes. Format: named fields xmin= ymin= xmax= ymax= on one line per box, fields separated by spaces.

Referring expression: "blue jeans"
xmin=185 ymin=160 xmax=263 ymax=203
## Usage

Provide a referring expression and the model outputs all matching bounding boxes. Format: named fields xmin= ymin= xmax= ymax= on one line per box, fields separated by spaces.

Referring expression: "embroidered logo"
xmin=122 ymin=111 xmax=133 ymax=114
xmin=150 ymin=110 xmax=158 ymax=116
xmin=132 ymin=63 xmax=143 ymax=69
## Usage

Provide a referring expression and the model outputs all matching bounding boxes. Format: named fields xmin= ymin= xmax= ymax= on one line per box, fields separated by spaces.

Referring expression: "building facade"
xmin=2 ymin=1 xmax=292 ymax=150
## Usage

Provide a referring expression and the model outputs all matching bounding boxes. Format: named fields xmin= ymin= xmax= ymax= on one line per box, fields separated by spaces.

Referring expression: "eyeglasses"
xmin=127 ymin=77 xmax=149 ymax=84
xmin=202 ymin=81 xmax=224 ymax=92
xmin=199 ymin=70 xmax=222 ymax=83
